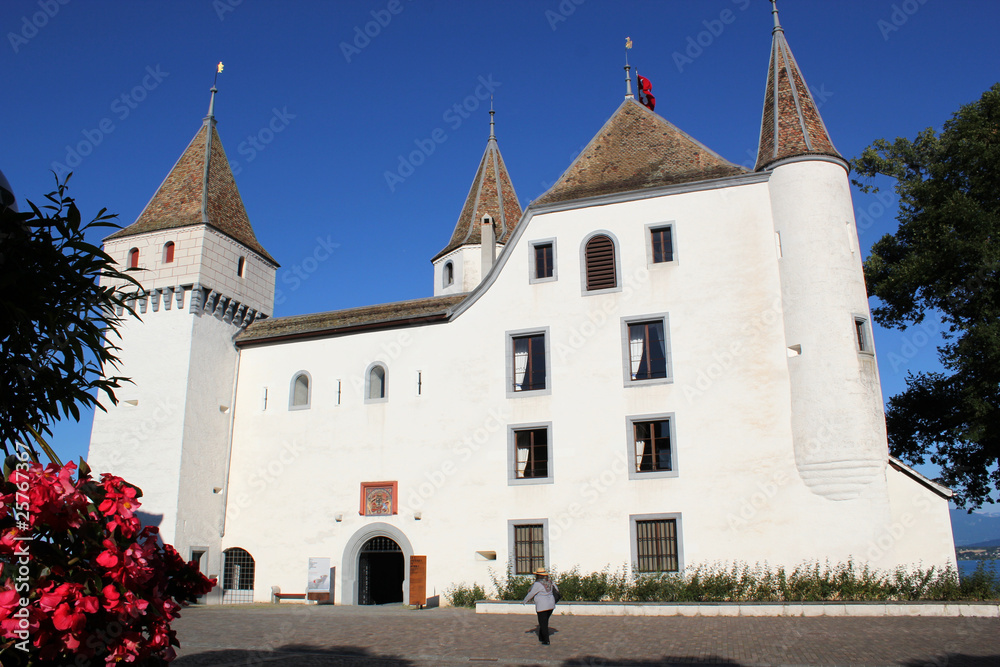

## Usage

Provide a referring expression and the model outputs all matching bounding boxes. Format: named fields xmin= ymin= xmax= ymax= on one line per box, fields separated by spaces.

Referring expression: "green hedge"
xmin=443 ymin=560 xmax=1000 ymax=607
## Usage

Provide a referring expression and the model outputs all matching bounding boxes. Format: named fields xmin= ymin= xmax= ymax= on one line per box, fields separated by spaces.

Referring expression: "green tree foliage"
xmin=851 ymin=84 xmax=1000 ymax=510
xmin=0 ymin=175 xmax=139 ymax=461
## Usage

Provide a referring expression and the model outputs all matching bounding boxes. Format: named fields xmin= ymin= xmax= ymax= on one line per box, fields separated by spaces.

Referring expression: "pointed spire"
xmin=106 ymin=85 xmax=277 ymax=266
xmin=755 ymin=1 xmax=842 ymax=171
xmin=432 ymin=111 xmax=522 ymax=262
xmin=489 ymin=99 xmax=495 ymax=141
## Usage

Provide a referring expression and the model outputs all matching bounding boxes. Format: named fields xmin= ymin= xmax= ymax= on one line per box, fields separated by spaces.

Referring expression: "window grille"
xmin=514 ymin=428 xmax=548 ymax=479
xmin=651 ymin=227 xmax=673 ymax=263
xmin=512 ymin=334 xmax=546 ymax=391
xmin=513 ymin=524 xmax=545 ymax=575
xmin=628 ymin=321 xmax=668 ymax=380
xmin=634 ymin=419 xmax=671 ymax=472
xmin=222 ymin=547 xmax=255 ymax=603
xmin=585 ymin=234 xmax=616 ymax=290
xmin=635 ymin=519 xmax=678 ymax=573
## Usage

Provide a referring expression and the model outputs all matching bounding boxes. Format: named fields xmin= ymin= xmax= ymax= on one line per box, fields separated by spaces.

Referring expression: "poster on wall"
xmin=307 ymin=557 xmax=331 ymax=593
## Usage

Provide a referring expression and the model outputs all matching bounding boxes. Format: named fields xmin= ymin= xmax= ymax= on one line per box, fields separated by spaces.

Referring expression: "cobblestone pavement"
xmin=171 ymin=604 xmax=1000 ymax=666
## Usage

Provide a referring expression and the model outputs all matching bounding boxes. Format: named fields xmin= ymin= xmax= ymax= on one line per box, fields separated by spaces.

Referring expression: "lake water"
xmin=957 ymin=559 xmax=999 ymax=579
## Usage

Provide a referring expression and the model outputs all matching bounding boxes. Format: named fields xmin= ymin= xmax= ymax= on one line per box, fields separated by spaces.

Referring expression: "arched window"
xmin=583 ymin=233 xmax=618 ymax=292
xmin=237 ymin=256 xmax=246 ymax=277
xmin=163 ymin=242 xmax=175 ymax=263
xmin=290 ymin=371 xmax=310 ymax=409
xmin=222 ymin=547 xmax=255 ymax=604
xmin=443 ymin=261 xmax=454 ymax=287
xmin=128 ymin=248 xmax=139 ymax=269
xmin=366 ymin=364 xmax=387 ymax=402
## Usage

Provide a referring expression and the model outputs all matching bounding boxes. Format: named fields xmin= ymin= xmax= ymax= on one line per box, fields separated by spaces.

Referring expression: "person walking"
xmin=522 ymin=567 xmax=559 ymax=645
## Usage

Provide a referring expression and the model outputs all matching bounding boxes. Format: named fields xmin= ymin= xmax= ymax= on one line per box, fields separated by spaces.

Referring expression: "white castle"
xmin=88 ymin=7 xmax=955 ymax=605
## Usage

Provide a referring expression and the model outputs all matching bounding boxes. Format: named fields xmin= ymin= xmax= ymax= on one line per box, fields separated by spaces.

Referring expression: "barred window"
xmin=513 ymin=524 xmax=545 ymax=575
xmin=635 ymin=519 xmax=678 ymax=573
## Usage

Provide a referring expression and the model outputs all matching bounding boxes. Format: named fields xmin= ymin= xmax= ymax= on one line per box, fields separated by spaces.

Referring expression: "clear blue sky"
xmin=3 ymin=1 xmax=998 ymax=509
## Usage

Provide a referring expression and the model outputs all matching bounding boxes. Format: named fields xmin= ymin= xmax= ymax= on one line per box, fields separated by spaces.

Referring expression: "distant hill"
xmin=950 ymin=508 xmax=1000 ymax=547
xmin=965 ymin=537 xmax=1000 ymax=549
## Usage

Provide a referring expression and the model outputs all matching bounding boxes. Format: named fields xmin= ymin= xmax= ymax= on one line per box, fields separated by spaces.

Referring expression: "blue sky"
xmin=3 ymin=1 xmax=998 ymax=511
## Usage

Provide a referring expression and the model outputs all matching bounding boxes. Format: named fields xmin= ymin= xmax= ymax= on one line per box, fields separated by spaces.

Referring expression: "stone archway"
xmin=341 ymin=523 xmax=413 ymax=605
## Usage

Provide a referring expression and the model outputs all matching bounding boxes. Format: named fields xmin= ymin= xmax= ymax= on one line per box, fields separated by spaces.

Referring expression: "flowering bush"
xmin=0 ymin=456 xmax=214 ymax=665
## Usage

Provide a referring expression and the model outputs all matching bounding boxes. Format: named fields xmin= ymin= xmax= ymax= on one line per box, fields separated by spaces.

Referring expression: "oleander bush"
xmin=445 ymin=559 xmax=1000 ymax=606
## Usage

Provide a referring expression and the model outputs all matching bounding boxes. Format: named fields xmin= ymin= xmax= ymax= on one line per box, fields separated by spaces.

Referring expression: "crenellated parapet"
xmin=115 ymin=283 xmax=267 ymax=329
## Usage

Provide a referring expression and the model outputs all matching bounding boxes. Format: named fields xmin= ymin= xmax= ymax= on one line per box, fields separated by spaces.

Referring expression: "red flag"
xmin=637 ymin=74 xmax=655 ymax=111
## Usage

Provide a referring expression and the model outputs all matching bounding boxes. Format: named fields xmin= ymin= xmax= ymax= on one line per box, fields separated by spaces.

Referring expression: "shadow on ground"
xmin=900 ymin=656 xmax=1000 ymax=667
xmin=563 ymin=657 xmax=740 ymax=666
xmin=173 ymin=644 xmax=415 ymax=666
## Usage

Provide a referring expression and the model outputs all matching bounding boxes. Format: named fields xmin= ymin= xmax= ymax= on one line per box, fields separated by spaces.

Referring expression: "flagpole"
xmin=624 ymin=36 xmax=633 ymax=99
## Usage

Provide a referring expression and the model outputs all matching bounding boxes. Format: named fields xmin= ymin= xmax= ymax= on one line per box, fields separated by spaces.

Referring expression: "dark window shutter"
xmin=585 ymin=234 xmax=616 ymax=291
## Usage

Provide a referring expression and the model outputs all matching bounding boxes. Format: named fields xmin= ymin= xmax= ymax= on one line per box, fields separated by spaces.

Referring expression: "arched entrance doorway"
xmin=358 ymin=536 xmax=404 ymax=605
xmin=341 ymin=522 xmax=413 ymax=605
xmin=222 ymin=547 xmax=255 ymax=604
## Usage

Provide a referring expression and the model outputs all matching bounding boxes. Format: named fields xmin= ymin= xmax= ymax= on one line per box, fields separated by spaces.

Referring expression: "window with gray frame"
xmin=514 ymin=427 xmax=548 ymax=480
xmin=290 ymin=372 xmax=310 ymax=409
xmin=634 ymin=518 xmax=678 ymax=573
xmin=627 ymin=320 xmax=668 ymax=381
xmin=513 ymin=524 xmax=545 ymax=575
xmin=534 ymin=243 xmax=553 ymax=279
xmin=512 ymin=334 xmax=546 ymax=392
xmin=650 ymin=225 xmax=673 ymax=263
xmin=634 ymin=418 xmax=671 ymax=473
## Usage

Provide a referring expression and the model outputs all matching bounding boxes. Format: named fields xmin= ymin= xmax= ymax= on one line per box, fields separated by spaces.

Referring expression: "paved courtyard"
xmin=172 ymin=604 xmax=1000 ymax=666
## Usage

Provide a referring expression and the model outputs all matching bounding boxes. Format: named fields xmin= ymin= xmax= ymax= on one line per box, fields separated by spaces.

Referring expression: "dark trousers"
xmin=536 ymin=608 xmax=553 ymax=643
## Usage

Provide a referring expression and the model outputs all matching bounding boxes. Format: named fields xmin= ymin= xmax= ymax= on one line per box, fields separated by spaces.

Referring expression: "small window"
xmin=163 ymin=241 xmax=175 ymax=263
xmin=624 ymin=317 xmax=670 ymax=384
xmin=632 ymin=517 xmax=680 ymax=573
xmin=628 ymin=415 xmax=677 ymax=478
xmin=289 ymin=372 xmax=310 ymax=410
xmin=510 ymin=333 xmax=547 ymax=393
xmin=584 ymin=233 xmax=617 ymax=291
xmin=509 ymin=423 xmax=552 ymax=484
xmin=128 ymin=248 xmax=139 ymax=269
xmin=237 ymin=256 xmax=246 ymax=277
xmin=443 ymin=261 xmax=454 ymax=287
xmin=650 ymin=225 xmax=673 ymax=263
xmin=366 ymin=363 xmax=387 ymax=402
xmin=854 ymin=316 xmax=871 ymax=353
xmin=511 ymin=523 xmax=546 ymax=575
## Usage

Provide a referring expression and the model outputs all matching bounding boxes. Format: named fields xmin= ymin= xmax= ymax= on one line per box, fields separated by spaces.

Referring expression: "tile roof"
xmin=433 ymin=116 xmax=522 ymax=262
xmin=534 ymin=99 xmax=746 ymax=207
xmin=235 ymin=294 xmax=467 ymax=346
xmin=106 ymin=120 xmax=278 ymax=265
xmin=754 ymin=19 xmax=841 ymax=171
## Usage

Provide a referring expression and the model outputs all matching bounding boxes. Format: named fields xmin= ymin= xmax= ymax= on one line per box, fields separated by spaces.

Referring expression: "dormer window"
xmin=128 ymin=248 xmax=139 ymax=269
xmin=163 ymin=242 xmax=175 ymax=263
xmin=237 ymin=256 xmax=246 ymax=277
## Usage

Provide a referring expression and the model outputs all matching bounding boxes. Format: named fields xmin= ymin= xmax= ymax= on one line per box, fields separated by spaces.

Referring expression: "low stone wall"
xmin=476 ymin=601 xmax=1000 ymax=617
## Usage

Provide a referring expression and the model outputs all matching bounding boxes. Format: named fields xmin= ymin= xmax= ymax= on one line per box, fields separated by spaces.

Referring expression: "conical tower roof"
xmin=433 ymin=111 xmax=522 ymax=262
xmin=107 ymin=97 xmax=277 ymax=265
xmin=754 ymin=2 xmax=842 ymax=171
xmin=535 ymin=98 xmax=745 ymax=207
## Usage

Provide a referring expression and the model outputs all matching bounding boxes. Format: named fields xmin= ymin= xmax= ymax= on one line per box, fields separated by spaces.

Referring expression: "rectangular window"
xmin=855 ymin=317 xmax=870 ymax=353
xmin=512 ymin=334 xmax=546 ymax=392
xmin=651 ymin=226 xmax=673 ymax=263
xmin=634 ymin=518 xmax=679 ymax=573
xmin=534 ymin=243 xmax=553 ymax=279
xmin=511 ymin=426 xmax=550 ymax=481
xmin=634 ymin=419 xmax=671 ymax=473
xmin=628 ymin=320 xmax=668 ymax=381
xmin=513 ymin=524 xmax=545 ymax=575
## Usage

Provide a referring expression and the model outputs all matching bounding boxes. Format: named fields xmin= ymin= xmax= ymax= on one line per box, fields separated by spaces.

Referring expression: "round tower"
xmin=756 ymin=3 xmax=888 ymax=502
